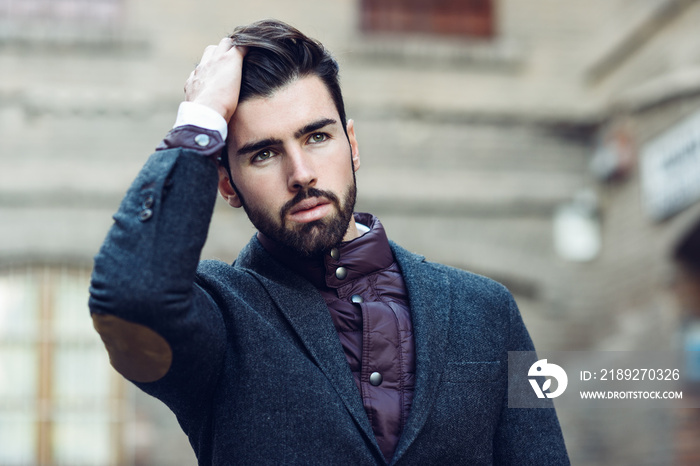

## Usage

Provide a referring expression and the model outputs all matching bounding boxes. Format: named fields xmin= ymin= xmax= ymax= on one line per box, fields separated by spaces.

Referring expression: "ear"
xmin=346 ymin=119 xmax=360 ymax=172
xmin=217 ymin=165 xmax=243 ymax=208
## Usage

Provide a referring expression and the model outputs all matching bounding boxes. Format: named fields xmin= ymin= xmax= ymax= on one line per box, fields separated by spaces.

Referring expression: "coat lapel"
xmin=235 ymin=238 xmax=452 ymax=464
xmin=389 ymin=243 xmax=451 ymax=464
xmin=235 ymin=238 xmax=383 ymax=459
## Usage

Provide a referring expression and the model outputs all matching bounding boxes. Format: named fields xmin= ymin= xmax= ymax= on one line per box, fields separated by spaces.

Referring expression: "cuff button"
xmin=194 ymin=134 xmax=211 ymax=147
xmin=138 ymin=209 xmax=153 ymax=222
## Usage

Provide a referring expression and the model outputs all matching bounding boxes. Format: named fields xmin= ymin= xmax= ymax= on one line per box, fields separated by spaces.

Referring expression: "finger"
xmin=211 ymin=37 xmax=234 ymax=59
xmin=184 ymin=69 xmax=196 ymax=97
xmin=227 ymin=44 xmax=248 ymax=59
xmin=198 ymin=44 xmax=218 ymax=66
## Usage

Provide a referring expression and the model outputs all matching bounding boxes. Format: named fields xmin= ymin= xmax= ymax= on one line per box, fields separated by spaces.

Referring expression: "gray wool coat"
xmin=89 ymin=147 xmax=569 ymax=465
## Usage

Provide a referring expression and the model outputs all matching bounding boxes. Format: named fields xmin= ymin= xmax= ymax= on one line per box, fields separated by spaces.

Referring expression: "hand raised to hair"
xmin=185 ymin=38 xmax=247 ymax=124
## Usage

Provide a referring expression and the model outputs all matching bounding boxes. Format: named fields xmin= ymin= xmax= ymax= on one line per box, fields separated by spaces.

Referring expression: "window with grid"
xmin=0 ymin=266 xmax=128 ymax=466
xmin=360 ymin=0 xmax=495 ymax=38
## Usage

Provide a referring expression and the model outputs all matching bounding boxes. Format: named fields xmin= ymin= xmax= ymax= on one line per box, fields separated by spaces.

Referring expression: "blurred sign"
xmin=641 ymin=110 xmax=700 ymax=221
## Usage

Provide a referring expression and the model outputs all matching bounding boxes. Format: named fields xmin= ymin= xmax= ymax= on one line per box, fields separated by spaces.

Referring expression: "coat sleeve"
xmin=492 ymin=294 xmax=570 ymax=465
xmin=88 ymin=145 xmax=227 ymax=409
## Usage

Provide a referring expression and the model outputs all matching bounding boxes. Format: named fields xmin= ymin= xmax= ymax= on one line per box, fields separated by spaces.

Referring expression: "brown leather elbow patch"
xmin=92 ymin=314 xmax=173 ymax=383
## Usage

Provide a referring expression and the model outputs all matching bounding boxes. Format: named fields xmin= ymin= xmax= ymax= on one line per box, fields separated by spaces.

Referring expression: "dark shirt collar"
xmin=257 ymin=212 xmax=394 ymax=289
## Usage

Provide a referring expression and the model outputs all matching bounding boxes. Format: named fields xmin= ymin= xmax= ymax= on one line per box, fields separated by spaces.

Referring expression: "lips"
xmin=286 ymin=197 xmax=332 ymax=224
xmin=288 ymin=197 xmax=329 ymax=215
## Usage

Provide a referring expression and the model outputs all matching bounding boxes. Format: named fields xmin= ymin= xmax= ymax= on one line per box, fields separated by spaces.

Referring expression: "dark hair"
xmin=220 ymin=20 xmax=347 ymax=178
xmin=229 ymin=19 xmax=347 ymax=130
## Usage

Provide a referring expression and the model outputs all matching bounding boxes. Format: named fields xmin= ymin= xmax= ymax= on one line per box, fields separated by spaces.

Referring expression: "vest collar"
xmin=257 ymin=212 xmax=394 ymax=289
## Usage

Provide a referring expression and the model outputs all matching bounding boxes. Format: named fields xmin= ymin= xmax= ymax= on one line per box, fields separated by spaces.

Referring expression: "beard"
xmin=238 ymin=180 xmax=357 ymax=257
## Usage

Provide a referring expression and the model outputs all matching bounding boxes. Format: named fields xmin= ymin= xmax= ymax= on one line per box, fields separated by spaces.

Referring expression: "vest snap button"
xmin=369 ymin=372 xmax=383 ymax=386
xmin=335 ymin=266 xmax=347 ymax=280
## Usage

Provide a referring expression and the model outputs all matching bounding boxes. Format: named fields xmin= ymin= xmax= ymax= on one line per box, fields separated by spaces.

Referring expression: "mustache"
xmin=280 ymin=188 xmax=341 ymax=221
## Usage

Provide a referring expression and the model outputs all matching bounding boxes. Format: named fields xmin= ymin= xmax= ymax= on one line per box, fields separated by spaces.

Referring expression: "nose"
xmin=286 ymin=148 xmax=317 ymax=191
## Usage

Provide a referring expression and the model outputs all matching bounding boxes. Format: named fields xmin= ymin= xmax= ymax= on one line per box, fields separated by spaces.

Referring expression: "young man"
xmin=89 ymin=20 xmax=569 ymax=465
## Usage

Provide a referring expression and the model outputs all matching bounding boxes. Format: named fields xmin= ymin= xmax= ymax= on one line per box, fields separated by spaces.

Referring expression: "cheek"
xmin=336 ymin=161 xmax=356 ymax=185
xmin=232 ymin=168 xmax=268 ymax=196
xmin=239 ymin=178 xmax=283 ymax=211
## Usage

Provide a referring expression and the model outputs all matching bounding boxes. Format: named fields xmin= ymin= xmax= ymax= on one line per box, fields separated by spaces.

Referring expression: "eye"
xmin=252 ymin=149 xmax=276 ymax=163
xmin=308 ymin=133 xmax=328 ymax=144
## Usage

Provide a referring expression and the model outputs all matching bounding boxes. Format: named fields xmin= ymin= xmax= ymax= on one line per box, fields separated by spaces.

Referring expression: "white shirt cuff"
xmin=173 ymin=102 xmax=228 ymax=140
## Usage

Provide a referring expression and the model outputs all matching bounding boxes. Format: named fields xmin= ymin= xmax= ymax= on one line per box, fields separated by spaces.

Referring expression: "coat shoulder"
xmin=434 ymin=262 xmax=515 ymax=312
xmin=195 ymin=258 xmax=260 ymax=298
xmin=389 ymin=240 xmax=514 ymax=306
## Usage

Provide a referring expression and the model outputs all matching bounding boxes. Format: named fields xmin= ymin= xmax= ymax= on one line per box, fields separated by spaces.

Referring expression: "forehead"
xmin=227 ymin=75 xmax=340 ymax=148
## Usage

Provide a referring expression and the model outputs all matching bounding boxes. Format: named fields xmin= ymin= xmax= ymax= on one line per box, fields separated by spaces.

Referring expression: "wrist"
xmin=156 ymin=125 xmax=225 ymax=158
xmin=190 ymin=98 xmax=230 ymax=121
xmin=174 ymin=102 xmax=228 ymax=140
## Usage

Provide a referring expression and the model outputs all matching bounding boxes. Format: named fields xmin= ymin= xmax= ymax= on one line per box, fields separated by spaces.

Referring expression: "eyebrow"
xmin=236 ymin=137 xmax=283 ymax=157
xmin=235 ymin=118 xmax=338 ymax=157
xmin=294 ymin=118 xmax=337 ymax=139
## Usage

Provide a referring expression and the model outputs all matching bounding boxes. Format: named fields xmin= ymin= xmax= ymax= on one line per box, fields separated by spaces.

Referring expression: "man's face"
xmin=219 ymin=75 xmax=360 ymax=256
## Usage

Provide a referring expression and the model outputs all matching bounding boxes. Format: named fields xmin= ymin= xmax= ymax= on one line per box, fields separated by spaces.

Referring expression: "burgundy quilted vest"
xmin=258 ymin=213 xmax=415 ymax=463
